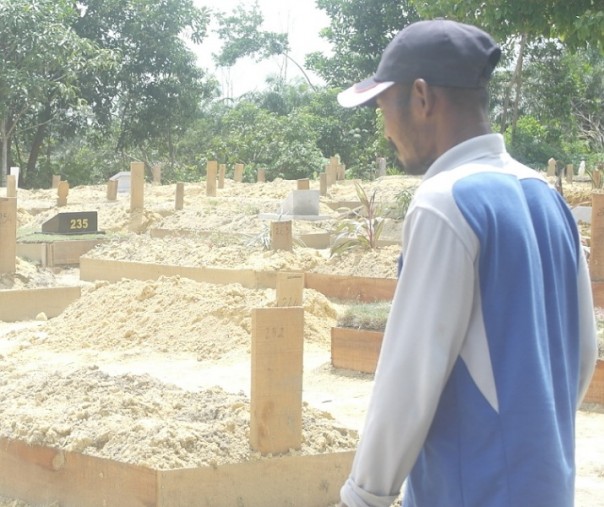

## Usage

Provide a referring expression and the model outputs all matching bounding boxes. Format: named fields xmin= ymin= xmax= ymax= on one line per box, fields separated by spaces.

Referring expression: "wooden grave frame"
xmin=0 ymin=286 xmax=81 ymax=322
xmin=0 ymin=437 xmax=353 ymax=507
xmin=79 ymin=258 xmax=397 ymax=302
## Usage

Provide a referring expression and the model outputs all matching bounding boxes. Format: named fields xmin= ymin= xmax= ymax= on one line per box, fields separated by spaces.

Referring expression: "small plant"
xmin=330 ymin=182 xmax=385 ymax=257
xmin=244 ymin=222 xmax=305 ymax=251
xmin=245 ymin=224 xmax=272 ymax=250
xmin=384 ymin=186 xmax=417 ymax=219
xmin=586 ymin=167 xmax=604 ymax=190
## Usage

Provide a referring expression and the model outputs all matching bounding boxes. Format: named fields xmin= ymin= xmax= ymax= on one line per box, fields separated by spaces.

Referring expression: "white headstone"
xmin=110 ymin=171 xmax=131 ymax=193
xmin=9 ymin=167 xmax=19 ymax=188
xmin=281 ymin=190 xmax=320 ymax=216
xmin=377 ymin=158 xmax=387 ymax=177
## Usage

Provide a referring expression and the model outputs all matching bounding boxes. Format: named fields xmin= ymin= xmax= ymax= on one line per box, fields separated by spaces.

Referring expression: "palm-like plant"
xmin=330 ymin=182 xmax=385 ymax=256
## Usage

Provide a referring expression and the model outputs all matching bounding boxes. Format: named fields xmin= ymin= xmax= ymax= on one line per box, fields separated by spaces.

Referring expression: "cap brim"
xmin=337 ymin=78 xmax=395 ymax=108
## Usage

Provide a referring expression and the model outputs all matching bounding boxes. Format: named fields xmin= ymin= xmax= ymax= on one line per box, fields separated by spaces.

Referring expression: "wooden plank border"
xmin=331 ymin=327 xmax=384 ymax=374
xmin=80 ymin=258 xmax=397 ymax=301
xmin=0 ymin=286 xmax=81 ymax=322
xmin=305 ymin=272 xmax=396 ymax=302
xmin=17 ymin=239 xmax=103 ymax=267
xmin=0 ymin=437 xmax=353 ymax=507
xmin=157 ymin=451 xmax=354 ymax=507
xmin=0 ymin=438 xmax=156 ymax=507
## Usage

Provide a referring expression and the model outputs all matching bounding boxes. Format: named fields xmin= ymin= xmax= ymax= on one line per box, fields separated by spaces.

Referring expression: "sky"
xmin=191 ymin=0 xmax=332 ymax=97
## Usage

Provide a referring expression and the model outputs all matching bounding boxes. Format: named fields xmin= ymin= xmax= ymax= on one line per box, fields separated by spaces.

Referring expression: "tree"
xmin=213 ymin=2 xmax=318 ymax=93
xmin=411 ymin=0 xmax=604 ymax=52
xmin=198 ymin=99 xmax=324 ymax=181
xmin=306 ymin=0 xmax=420 ymax=87
xmin=483 ymin=41 xmax=603 ymax=168
xmin=303 ymin=0 xmax=420 ymax=174
xmin=73 ymin=0 xmax=217 ymax=170
xmin=0 ymin=0 xmax=112 ymax=185
xmin=410 ymin=0 xmax=604 ymax=137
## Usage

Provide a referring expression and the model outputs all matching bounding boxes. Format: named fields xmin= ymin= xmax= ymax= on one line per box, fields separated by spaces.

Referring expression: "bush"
xmin=505 ymin=116 xmax=566 ymax=169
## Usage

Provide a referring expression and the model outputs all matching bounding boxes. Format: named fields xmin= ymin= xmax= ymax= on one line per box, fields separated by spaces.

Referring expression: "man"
xmin=336 ymin=19 xmax=598 ymax=507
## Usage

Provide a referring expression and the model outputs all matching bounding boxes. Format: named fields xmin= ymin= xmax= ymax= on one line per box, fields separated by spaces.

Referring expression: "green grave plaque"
xmin=42 ymin=211 xmax=98 ymax=235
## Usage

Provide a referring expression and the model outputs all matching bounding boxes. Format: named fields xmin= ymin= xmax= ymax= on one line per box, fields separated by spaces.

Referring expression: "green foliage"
xmin=5 ymin=0 xmax=601 ymax=188
xmin=410 ymin=0 xmax=603 ymax=167
xmin=331 ymin=182 xmax=385 ymax=256
xmin=307 ymin=0 xmax=420 ymax=87
xmin=384 ymin=187 xmax=417 ymax=220
xmin=200 ymin=101 xmax=324 ymax=181
xmin=214 ymin=2 xmax=289 ymax=68
xmin=411 ymin=0 xmax=604 ymax=51
xmin=585 ymin=166 xmax=604 ymax=190
xmin=504 ymin=116 xmax=564 ymax=169
xmin=305 ymin=1 xmax=417 ymax=176
xmin=74 ymin=0 xmax=216 ymax=154
xmin=337 ymin=302 xmax=391 ymax=331
xmin=0 ymin=0 xmax=114 ymax=182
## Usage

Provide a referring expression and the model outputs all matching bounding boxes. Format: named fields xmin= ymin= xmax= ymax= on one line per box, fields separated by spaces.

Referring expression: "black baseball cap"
xmin=337 ymin=19 xmax=501 ymax=108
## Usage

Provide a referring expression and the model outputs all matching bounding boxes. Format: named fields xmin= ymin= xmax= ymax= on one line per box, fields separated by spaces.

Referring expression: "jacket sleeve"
xmin=340 ymin=207 xmax=476 ymax=507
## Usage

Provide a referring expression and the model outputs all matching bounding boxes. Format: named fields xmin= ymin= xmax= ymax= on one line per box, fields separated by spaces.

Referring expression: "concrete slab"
xmin=571 ymin=205 xmax=591 ymax=224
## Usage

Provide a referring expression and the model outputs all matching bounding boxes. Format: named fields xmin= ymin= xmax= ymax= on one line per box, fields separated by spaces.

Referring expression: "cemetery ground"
xmin=0 ymin=174 xmax=603 ymax=506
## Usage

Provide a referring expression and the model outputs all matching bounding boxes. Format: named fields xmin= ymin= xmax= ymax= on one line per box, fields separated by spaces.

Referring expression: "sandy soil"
xmin=0 ymin=175 xmax=602 ymax=506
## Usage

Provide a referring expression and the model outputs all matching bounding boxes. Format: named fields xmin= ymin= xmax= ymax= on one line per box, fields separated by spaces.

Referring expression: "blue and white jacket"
xmin=340 ymin=134 xmax=598 ymax=507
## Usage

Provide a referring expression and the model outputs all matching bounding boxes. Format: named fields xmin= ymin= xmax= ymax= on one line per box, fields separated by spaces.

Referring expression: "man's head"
xmin=338 ymin=19 xmax=501 ymax=174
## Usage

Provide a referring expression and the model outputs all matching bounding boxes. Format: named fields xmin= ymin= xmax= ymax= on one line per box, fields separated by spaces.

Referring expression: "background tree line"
xmin=1 ymin=0 xmax=602 ymax=188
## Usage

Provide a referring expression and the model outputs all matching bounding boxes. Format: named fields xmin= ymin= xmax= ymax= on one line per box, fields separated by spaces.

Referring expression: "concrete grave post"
xmin=0 ymin=197 xmax=17 ymax=274
xmin=175 ymin=182 xmax=185 ymax=210
xmin=276 ymin=272 xmax=305 ymax=307
xmin=337 ymin=164 xmax=346 ymax=181
xmin=51 ymin=175 xmax=61 ymax=189
xmin=234 ymin=163 xmax=244 ymax=183
xmin=6 ymin=175 xmax=16 ymax=198
xmin=257 ymin=168 xmax=266 ymax=183
xmin=106 ymin=179 xmax=118 ymax=201
xmin=57 ymin=181 xmax=69 ymax=207
xmin=218 ymin=164 xmax=226 ymax=189
xmin=297 ymin=178 xmax=309 ymax=190
xmin=250 ymin=307 xmax=304 ymax=454
xmin=271 ymin=220 xmax=293 ymax=251
xmin=566 ymin=164 xmax=574 ymax=184
xmin=130 ymin=161 xmax=145 ymax=212
xmin=547 ymin=158 xmax=556 ymax=177
xmin=206 ymin=160 xmax=217 ymax=197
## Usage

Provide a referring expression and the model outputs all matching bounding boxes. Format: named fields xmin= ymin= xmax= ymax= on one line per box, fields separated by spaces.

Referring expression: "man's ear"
xmin=412 ymin=79 xmax=436 ymax=117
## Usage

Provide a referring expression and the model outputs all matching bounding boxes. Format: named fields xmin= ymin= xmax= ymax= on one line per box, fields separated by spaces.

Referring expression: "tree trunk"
xmin=25 ymin=105 xmax=51 ymax=187
xmin=1 ymin=119 xmax=7 ymax=186
xmin=510 ymin=33 xmax=527 ymax=142
xmin=26 ymin=125 xmax=47 ymax=187
xmin=499 ymin=33 xmax=527 ymax=136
